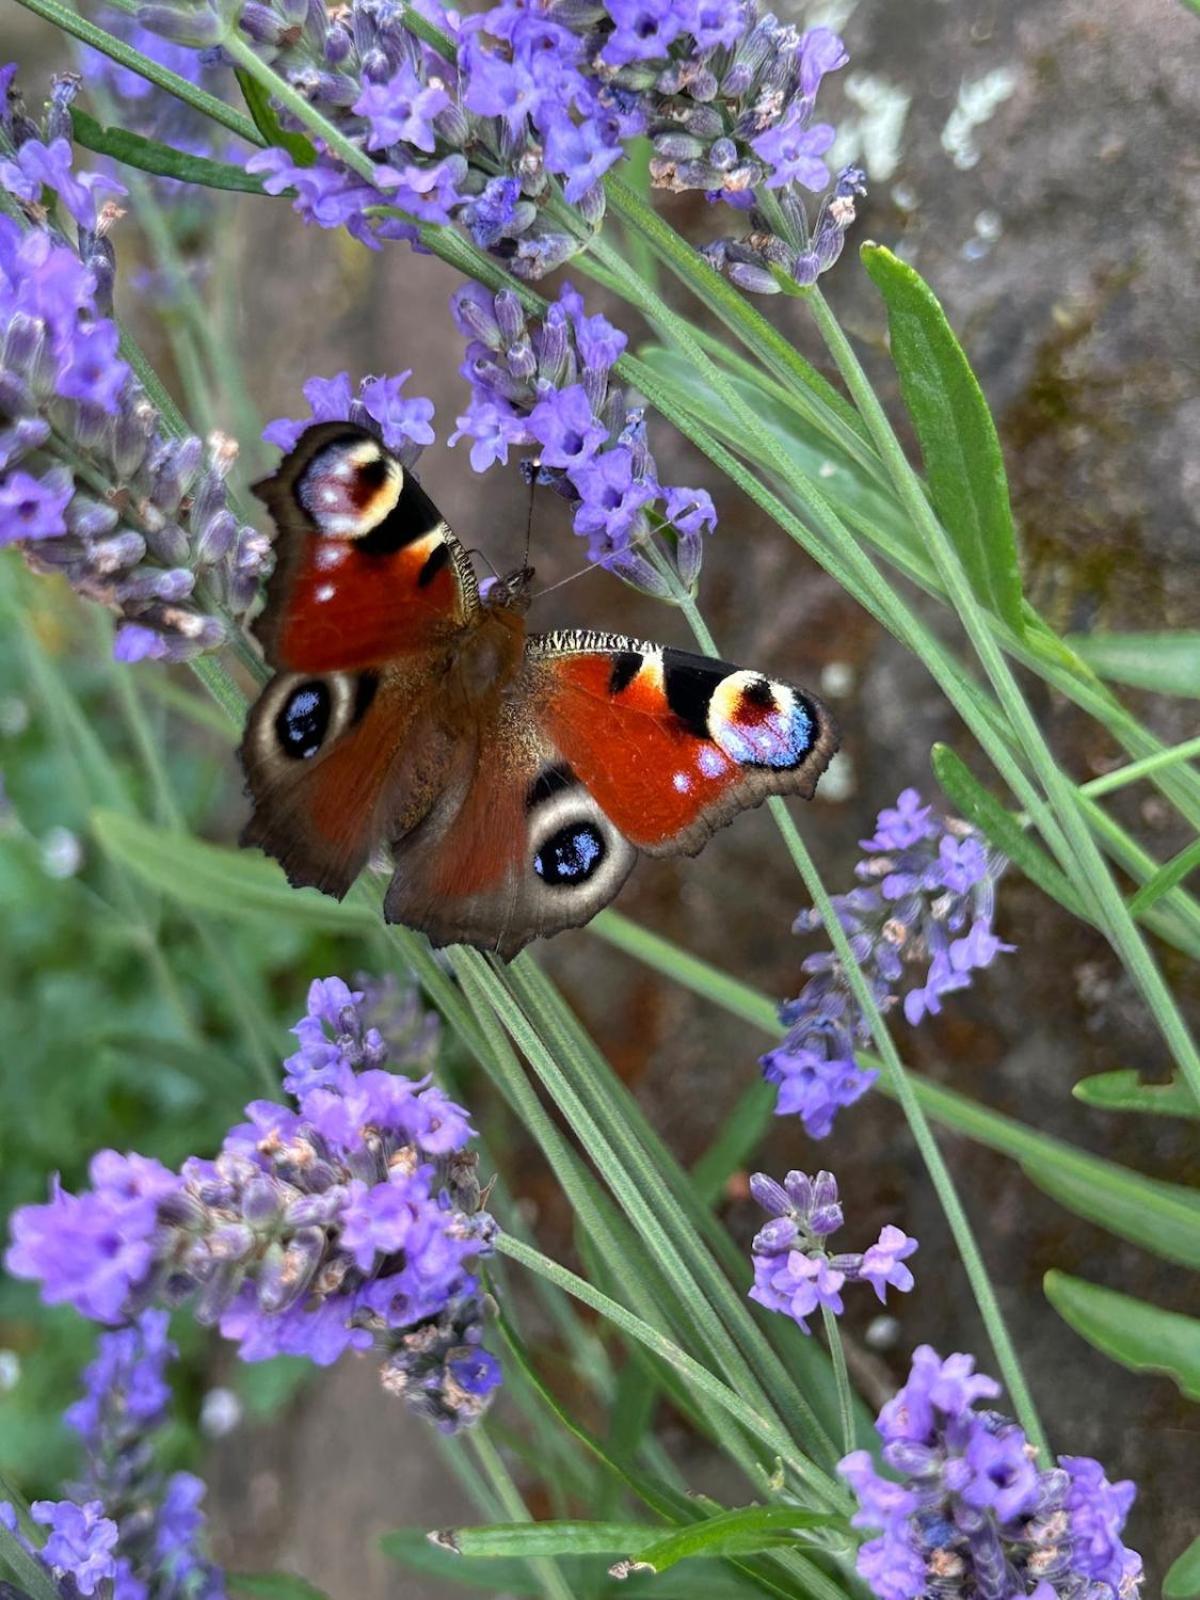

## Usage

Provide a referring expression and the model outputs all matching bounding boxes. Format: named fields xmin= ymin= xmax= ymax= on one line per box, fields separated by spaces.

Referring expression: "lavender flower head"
xmin=1 ymin=1311 xmax=225 ymax=1600
xmin=762 ymin=789 xmax=1012 ymax=1138
xmin=748 ymin=1170 xmax=916 ymax=1333
xmin=136 ymin=0 xmax=860 ymax=289
xmin=839 ymin=1344 xmax=1143 ymax=1599
xmin=7 ymin=977 xmax=501 ymax=1434
xmin=0 ymin=76 xmax=270 ymax=661
xmin=449 ymin=280 xmax=715 ymax=594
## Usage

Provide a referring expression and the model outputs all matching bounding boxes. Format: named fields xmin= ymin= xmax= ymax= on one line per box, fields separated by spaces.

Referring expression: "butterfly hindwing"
xmin=250 ymin=421 xmax=478 ymax=673
xmin=239 ymin=657 xmax=459 ymax=900
xmin=381 ymin=712 xmax=637 ymax=957
xmin=525 ymin=632 xmax=839 ymax=856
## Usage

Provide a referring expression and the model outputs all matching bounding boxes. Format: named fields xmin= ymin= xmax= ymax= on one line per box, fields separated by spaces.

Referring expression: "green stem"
xmin=465 ymin=1430 xmax=576 ymax=1600
xmin=496 ymin=1236 xmax=829 ymax=1497
xmin=820 ymin=1307 xmax=855 ymax=1462
xmin=1079 ymin=735 xmax=1200 ymax=800
xmin=774 ymin=802 xmax=1051 ymax=1458
xmin=12 ymin=0 xmax=261 ymax=146
xmin=807 ymin=285 xmax=1200 ymax=1109
xmin=648 ymin=530 xmax=1047 ymax=1458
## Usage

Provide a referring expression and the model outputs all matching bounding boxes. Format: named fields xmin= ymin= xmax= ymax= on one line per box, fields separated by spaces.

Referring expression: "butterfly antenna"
xmin=531 ymin=561 xmax=600 ymax=601
xmin=521 ymin=456 xmax=540 ymax=570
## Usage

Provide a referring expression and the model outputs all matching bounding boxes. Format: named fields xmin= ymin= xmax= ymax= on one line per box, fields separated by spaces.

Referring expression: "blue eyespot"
xmin=275 ymin=681 xmax=330 ymax=760
xmin=534 ymin=822 xmax=605 ymax=886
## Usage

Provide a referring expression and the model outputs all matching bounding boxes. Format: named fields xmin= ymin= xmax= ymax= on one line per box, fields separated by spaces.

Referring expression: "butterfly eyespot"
xmin=296 ymin=439 xmax=403 ymax=540
xmin=275 ymin=680 xmax=331 ymax=760
xmin=533 ymin=822 xmax=606 ymax=886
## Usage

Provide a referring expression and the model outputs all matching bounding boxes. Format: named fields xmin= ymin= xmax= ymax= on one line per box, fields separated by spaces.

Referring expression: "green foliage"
xmin=859 ymin=244 xmax=1025 ymax=633
xmin=70 ymin=109 xmax=268 ymax=191
xmin=3 ymin=12 xmax=1199 ymax=1590
xmin=1065 ymin=631 xmax=1200 ymax=697
xmin=1073 ymin=1069 xmax=1200 ymax=1119
xmin=1044 ymin=1272 xmax=1200 ymax=1401
xmin=231 ymin=1574 xmax=332 ymax=1600
xmin=1166 ymin=1535 xmax=1200 ymax=1599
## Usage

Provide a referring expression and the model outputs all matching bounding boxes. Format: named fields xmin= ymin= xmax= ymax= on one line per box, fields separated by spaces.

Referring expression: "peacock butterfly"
xmin=239 ymin=422 xmax=839 ymax=957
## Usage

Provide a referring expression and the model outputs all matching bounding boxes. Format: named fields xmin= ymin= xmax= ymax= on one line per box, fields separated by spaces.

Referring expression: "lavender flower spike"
xmin=0 ymin=75 xmax=270 ymax=662
xmin=136 ymin=0 xmax=860 ymax=291
xmin=449 ymin=281 xmax=716 ymax=594
xmin=2 ymin=1309 xmax=228 ymax=1600
xmin=840 ymin=1344 xmax=1144 ymax=1600
xmin=763 ymin=788 xmax=1012 ymax=1137
xmin=7 ymin=977 xmax=501 ymax=1434
xmin=748 ymin=1170 xmax=916 ymax=1333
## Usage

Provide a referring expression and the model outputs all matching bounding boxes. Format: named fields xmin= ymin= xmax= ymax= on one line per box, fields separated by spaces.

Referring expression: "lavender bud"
xmin=727 ymin=261 xmax=781 ymax=294
xmin=576 ymin=182 xmax=606 ymax=228
xmin=47 ymin=74 xmax=79 ymax=143
xmin=259 ymin=1227 xmax=324 ymax=1313
xmin=505 ymin=337 xmax=538 ymax=383
xmin=653 ymin=131 xmax=707 ymax=162
xmin=207 ymin=1223 xmax=256 ymax=1261
xmin=324 ymin=21 xmax=352 ymax=63
xmin=752 ymin=1217 xmax=798 ymax=1255
xmin=535 ymin=317 xmax=569 ymax=391
xmin=112 ymin=400 xmax=156 ymax=480
xmin=136 ymin=2 xmax=228 ymax=47
xmin=239 ymin=4 xmax=284 ymax=44
xmin=117 ymin=566 xmax=196 ymax=603
xmin=88 ymin=530 xmax=145 ymax=572
xmin=141 ymin=518 xmax=191 ymax=566
xmin=151 ymin=434 xmax=203 ymax=511
xmin=194 ymin=507 xmax=236 ymax=565
xmin=434 ymin=101 xmax=470 ymax=147
xmin=65 ymin=496 xmax=119 ymax=540
xmin=360 ymin=46 xmax=391 ymax=85
xmin=239 ymin=1175 xmax=280 ymax=1228
xmin=494 ymin=289 xmax=526 ymax=349
xmin=193 ymin=1260 xmax=243 ymax=1324
xmin=680 ymin=104 xmax=725 ymax=139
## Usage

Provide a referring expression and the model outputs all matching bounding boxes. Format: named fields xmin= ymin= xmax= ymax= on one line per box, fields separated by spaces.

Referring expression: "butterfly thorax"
xmin=448 ymin=598 xmax=527 ymax=711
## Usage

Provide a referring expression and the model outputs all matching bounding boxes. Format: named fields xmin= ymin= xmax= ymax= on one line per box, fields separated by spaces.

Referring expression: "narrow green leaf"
xmin=930 ymin=744 xmax=1087 ymax=916
xmin=631 ymin=1508 xmax=842 ymax=1574
xmin=1044 ymin=1271 xmax=1200 ymax=1401
xmin=1073 ymin=1069 xmax=1200 ymax=1120
xmin=235 ymin=69 xmax=319 ymax=166
xmin=1065 ymin=631 xmax=1200 ymax=697
xmin=1128 ymin=835 xmax=1200 ymax=914
xmin=380 ymin=1530 xmax=760 ymax=1597
xmin=419 ymin=1523 xmax=662 ymax=1560
xmin=1166 ymin=1534 xmax=1200 ymax=1598
xmin=90 ymin=809 xmax=376 ymax=932
xmin=70 ymin=108 xmax=267 ymax=192
xmin=861 ymin=243 xmax=1024 ymax=633
xmin=231 ymin=1575 xmax=331 ymax=1600
xmin=0 ymin=1512 xmax=64 ymax=1600
xmin=1022 ymin=1155 xmax=1200 ymax=1270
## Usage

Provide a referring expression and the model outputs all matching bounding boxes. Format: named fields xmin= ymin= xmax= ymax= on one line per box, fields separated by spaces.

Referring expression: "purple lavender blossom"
xmin=747 ymin=1170 xmax=916 ymax=1334
xmin=448 ymin=281 xmax=715 ymax=594
xmin=263 ymin=370 xmax=435 ymax=464
xmin=0 ymin=1311 xmax=227 ymax=1600
xmin=763 ymin=789 xmax=1012 ymax=1137
xmin=0 ymin=78 xmax=270 ymax=660
xmin=66 ymin=1311 xmax=226 ymax=1599
xmin=136 ymin=0 xmax=857 ymax=289
xmin=839 ymin=1345 xmax=1144 ymax=1599
xmin=6 ymin=979 xmax=499 ymax=1433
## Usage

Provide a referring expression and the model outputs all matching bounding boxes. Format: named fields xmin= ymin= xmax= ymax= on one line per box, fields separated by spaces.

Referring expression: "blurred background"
xmin=2 ymin=0 xmax=1198 ymax=1592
